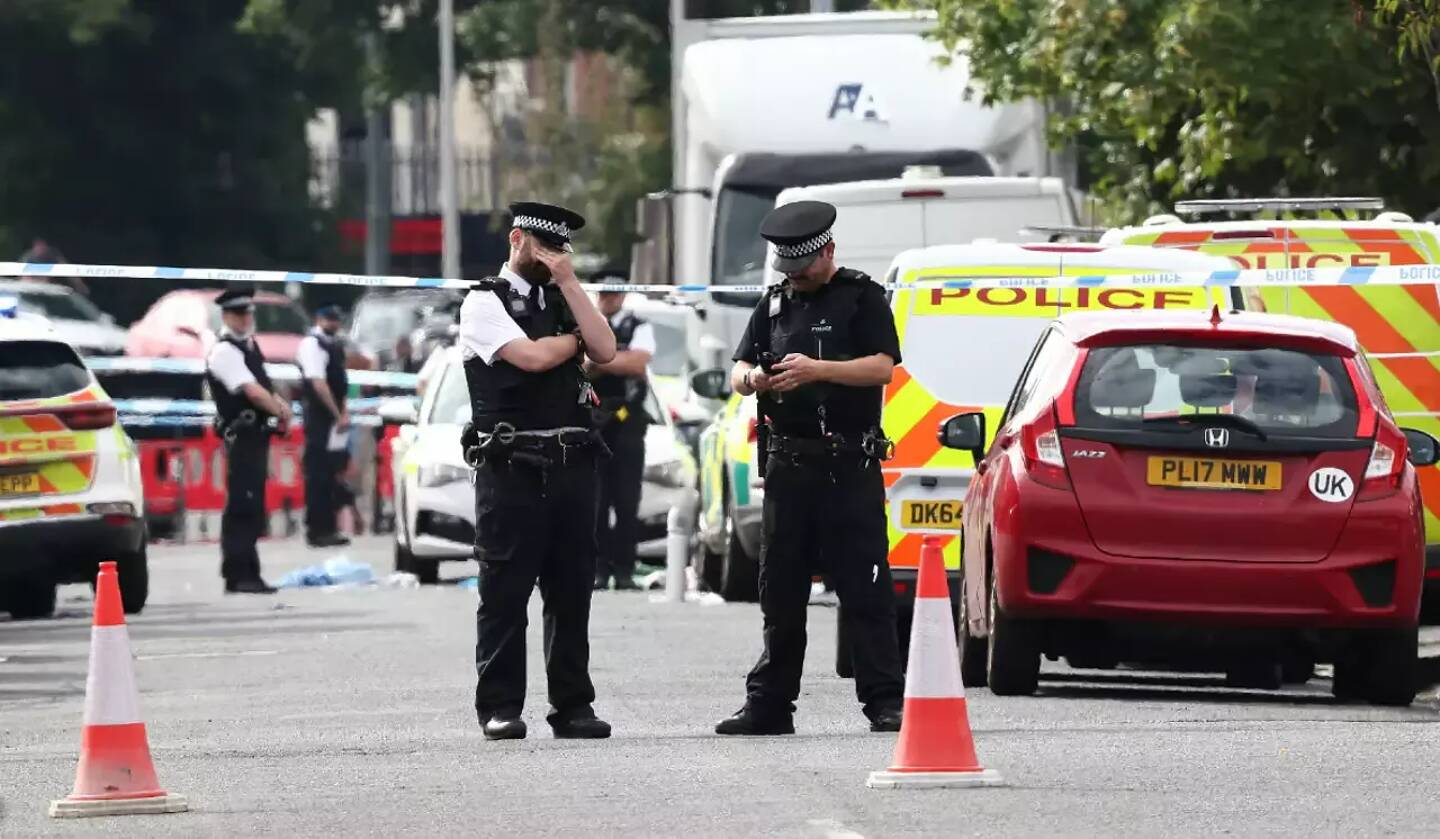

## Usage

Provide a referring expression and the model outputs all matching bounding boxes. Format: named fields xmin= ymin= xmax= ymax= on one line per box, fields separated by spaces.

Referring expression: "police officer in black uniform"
xmin=297 ymin=304 xmax=352 ymax=548
xmin=588 ymin=287 xmax=656 ymax=591
xmin=205 ymin=286 xmax=294 ymax=594
xmin=459 ymin=201 xmax=618 ymax=741
xmin=715 ymin=200 xmax=906 ymax=735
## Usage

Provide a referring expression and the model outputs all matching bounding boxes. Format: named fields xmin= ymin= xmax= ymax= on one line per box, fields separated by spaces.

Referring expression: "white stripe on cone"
xmin=82 ymin=626 xmax=142 ymax=726
xmin=903 ymin=596 xmax=965 ymax=699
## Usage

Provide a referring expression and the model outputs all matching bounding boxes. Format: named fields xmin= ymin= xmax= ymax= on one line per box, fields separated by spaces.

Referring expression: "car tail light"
xmin=1020 ymin=406 xmax=1069 ymax=489
xmin=902 ymin=189 xmax=945 ymax=199
xmin=60 ymin=404 xmax=116 ymax=430
xmin=1359 ymin=420 xmax=1407 ymax=501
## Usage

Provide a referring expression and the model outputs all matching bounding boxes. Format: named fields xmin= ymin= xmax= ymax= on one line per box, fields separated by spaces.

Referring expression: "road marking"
xmin=136 ymin=650 xmax=279 ymax=661
xmin=807 ymin=819 xmax=865 ymax=839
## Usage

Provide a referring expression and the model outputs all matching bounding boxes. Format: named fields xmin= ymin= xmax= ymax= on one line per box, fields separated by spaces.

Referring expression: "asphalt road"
xmin=3 ymin=536 xmax=1440 ymax=838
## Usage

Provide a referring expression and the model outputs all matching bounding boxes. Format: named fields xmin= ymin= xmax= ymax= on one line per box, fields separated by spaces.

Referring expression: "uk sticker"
xmin=1308 ymin=467 xmax=1354 ymax=503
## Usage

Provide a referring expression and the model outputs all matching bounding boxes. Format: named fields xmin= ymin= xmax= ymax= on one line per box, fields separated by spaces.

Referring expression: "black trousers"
xmin=474 ymin=451 xmax=599 ymax=723
xmin=746 ymin=454 xmax=904 ymax=716
xmin=595 ymin=426 xmax=645 ymax=582
xmin=221 ymin=433 xmax=270 ymax=582
xmin=303 ymin=421 xmax=337 ymax=538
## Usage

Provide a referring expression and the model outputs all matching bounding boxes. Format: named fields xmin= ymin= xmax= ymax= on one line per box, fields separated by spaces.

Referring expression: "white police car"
xmin=0 ymin=296 xmax=148 ymax=618
xmin=382 ymin=347 xmax=696 ymax=583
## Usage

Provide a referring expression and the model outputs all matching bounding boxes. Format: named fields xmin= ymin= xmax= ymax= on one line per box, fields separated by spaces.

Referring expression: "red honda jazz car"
xmin=945 ymin=308 xmax=1438 ymax=706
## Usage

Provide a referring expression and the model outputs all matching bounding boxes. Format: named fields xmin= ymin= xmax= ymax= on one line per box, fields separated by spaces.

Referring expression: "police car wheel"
xmin=1358 ymin=627 xmax=1419 ymax=707
xmin=3 ymin=578 xmax=56 ymax=620
xmin=117 ymin=548 xmax=149 ymax=615
xmin=985 ymin=575 xmax=1039 ymax=696
xmin=718 ymin=508 xmax=758 ymax=603
xmin=394 ymin=540 xmax=415 ymax=574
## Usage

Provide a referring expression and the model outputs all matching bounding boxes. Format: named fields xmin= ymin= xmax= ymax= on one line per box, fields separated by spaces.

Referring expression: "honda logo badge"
xmin=1203 ymin=427 xmax=1230 ymax=448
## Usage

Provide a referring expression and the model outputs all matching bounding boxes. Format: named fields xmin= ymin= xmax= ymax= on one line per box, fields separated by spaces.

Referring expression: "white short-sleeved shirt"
xmin=459 ymin=264 xmax=536 ymax=365
xmin=296 ymin=329 xmax=331 ymax=379
xmin=206 ymin=332 xmax=258 ymax=395
xmin=616 ymin=314 xmax=656 ymax=356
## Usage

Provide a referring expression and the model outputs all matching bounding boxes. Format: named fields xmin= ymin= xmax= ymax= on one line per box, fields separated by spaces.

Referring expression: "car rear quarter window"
xmin=0 ymin=341 xmax=91 ymax=400
xmin=1073 ymin=343 xmax=1359 ymax=438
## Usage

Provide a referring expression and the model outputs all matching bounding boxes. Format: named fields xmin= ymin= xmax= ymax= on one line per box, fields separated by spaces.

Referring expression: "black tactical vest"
xmin=463 ymin=279 xmax=591 ymax=432
xmin=590 ymin=311 xmax=649 ymax=421
xmin=300 ymin=330 xmax=348 ymax=424
xmin=757 ymin=268 xmax=876 ymax=435
xmin=207 ymin=334 xmax=274 ymax=426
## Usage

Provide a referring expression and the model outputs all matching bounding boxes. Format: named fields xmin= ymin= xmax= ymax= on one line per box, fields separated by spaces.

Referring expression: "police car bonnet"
xmin=510 ymin=201 xmax=586 ymax=252
xmin=761 ymin=201 xmax=837 ymax=274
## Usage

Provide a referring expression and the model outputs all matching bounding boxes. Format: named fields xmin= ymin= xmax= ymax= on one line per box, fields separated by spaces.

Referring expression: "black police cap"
xmin=509 ymin=201 xmax=586 ymax=252
xmin=215 ymin=286 xmax=257 ymax=311
xmin=760 ymin=200 xmax=837 ymax=273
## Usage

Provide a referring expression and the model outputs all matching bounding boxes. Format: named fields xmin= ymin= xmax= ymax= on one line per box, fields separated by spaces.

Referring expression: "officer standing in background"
xmin=205 ymin=286 xmax=293 ymax=595
xmin=297 ymin=304 xmax=351 ymax=548
xmin=716 ymin=200 xmax=905 ymax=736
xmin=460 ymin=201 xmax=618 ymax=741
xmin=588 ymin=287 xmax=655 ymax=592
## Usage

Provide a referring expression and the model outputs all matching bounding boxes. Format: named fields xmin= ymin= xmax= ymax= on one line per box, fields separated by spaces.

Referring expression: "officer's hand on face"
xmin=534 ymin=246 xmax=578 ymax=285
xmin=769 ymin=353 xmax=824 ymax=392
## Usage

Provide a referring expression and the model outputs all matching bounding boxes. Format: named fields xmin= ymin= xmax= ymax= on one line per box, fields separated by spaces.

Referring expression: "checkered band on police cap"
xmin=773 ymin=228 xmax=833 ymax=259
xmin=513 ymin=215 xmax=571 ymax=241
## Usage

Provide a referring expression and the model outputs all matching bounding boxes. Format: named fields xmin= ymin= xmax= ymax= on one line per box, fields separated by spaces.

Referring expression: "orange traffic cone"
xmin=49 ymin=561 xmax=188 ymax=818
xmin=867 ymin=536 xmax=1004 ymax=789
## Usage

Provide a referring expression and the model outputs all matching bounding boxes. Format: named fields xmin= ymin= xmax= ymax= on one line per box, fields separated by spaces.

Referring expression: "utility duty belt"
xmin=462 ymin=421 xmax=610 ymax=470
xmin=215 ymin=409 xmax=280 ymax=444
xmin=767 ymin=428 xmax=895 ymax=464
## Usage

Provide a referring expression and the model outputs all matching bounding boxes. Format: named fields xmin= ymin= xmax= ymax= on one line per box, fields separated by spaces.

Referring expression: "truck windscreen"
xmin=712 ymin=186 xmax=775 ymax=308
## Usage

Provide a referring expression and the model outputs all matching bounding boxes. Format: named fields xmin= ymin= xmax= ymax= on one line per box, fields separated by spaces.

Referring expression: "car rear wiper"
xmin=1142 ymin=413 xmax=1269 ymax=441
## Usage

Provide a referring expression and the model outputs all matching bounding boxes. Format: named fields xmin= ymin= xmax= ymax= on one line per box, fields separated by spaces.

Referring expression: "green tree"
xmin=1375 ymin=0 xmax=1440 ymax=112
xmin=886 ymin=0 xmax=1440 ymax=222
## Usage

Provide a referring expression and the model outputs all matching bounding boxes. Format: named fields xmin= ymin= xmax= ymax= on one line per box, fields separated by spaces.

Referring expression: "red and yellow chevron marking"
xmin=1122 ymin=223 xmax=1440 ymax=542
xmin=0 ymin=502 xmax=85 ymax=522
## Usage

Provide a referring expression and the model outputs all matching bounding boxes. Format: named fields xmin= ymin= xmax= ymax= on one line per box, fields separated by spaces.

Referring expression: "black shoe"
xmin=481 ymin=716 xmax=527 ymax=740
xmin=225 ymin=578 xmax=277 ymax=595
xmin=715 ymin=705 xmax=795 ymax=736
xmin=307 ymin=533 xmax=351 ymax=548
xmin=550 ymin=715 xmax=612 ymax=739
xmin=612 ymin=576 xmax=641 ymax=591
xmin=593 ymin=576 xmax=610 ymax=591
xmin=868 ymin=705 xmax=904 ymax=733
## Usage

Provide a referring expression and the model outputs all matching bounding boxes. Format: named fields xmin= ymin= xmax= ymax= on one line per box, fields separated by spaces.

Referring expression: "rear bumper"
xmin=0 ymin=514 xmax=145 ymax=583
xmin=997 ymin=480 xmax=1424 ymax=630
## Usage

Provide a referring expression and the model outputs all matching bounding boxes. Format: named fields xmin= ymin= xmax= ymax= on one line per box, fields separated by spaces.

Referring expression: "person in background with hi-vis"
xmin=205 ymin=286 xmax=293 ymax=595
xmin=460 ymin=201 xmax=618 ymax=741
xmin=296 ymin=304 xmax=352 ymax=548
xmin=716 ymin=200 xmax=905 ymax=736
xmin=588 ymin=286 xmax=655 ymax=591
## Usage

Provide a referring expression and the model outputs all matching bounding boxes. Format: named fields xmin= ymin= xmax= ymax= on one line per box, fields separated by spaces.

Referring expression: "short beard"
xmin=515 ymin=256 xmax=552 ymax=285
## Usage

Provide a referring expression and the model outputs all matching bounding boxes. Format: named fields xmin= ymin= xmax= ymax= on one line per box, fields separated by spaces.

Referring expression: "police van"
xmin=0 ymin=296 xmax=148 ymax=618
xmin=872 ymin=242 xmax=1243 ymax=671
xmin=1102 ymin=198 xmax=1440 ymax=608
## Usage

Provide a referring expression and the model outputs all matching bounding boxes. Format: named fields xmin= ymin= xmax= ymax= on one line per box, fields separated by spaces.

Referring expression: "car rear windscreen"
xmin=1073 ymin=344 xmax=1359 ymax=438
xmin=0 ymin=341 xmax=91 ymax=400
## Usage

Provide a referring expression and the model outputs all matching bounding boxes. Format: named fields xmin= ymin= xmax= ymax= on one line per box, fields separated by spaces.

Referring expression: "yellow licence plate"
xmin=0 ymin=472 xmax=40 ymax=497
xmin=1146 ymin=456 xmax=1282 ymax=491
xmin=900 ymin=499 xmax=964 ymax=529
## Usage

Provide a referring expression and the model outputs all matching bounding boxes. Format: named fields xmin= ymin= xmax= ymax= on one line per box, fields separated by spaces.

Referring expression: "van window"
xmin=899 ymin=291 xmax=1051 ymax=408
xmin=1074 ymin=344 xmax=1358 ymax=438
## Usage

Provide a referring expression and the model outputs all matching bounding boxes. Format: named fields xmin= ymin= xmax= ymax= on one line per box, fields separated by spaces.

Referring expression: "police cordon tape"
xmin=85 ymin=356 xmax=418 ymax=389
xmin=115 ymin=412 xmax=385 ymax=429
xmin=112 ymin=397 xmax=387 ymax=416
xmin=9 ymin=260 xmax=1440 ymax=292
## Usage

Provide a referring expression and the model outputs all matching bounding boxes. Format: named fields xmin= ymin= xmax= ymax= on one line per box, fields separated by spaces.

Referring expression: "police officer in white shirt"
xmin=296 ymin=304 xmax=352 ymax=548
xmin=205 ymin=287 xmax=293 ymax=594
xmin=460 ymin=201 xmax=618 ymax=741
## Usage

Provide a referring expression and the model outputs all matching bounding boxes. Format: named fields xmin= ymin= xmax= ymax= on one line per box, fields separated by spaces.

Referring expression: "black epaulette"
xmin=471 ymin=276 xmax=510 ymax=294
xmin=831 ymin=268 xmax=872 ymax=286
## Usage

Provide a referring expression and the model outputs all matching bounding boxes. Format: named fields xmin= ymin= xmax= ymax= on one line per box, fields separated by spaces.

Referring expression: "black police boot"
xmin=714 ymin=705 xmax=795 ymax=736
xmin=481 ymin=715 xmax=528 ymax=741
xmin=225 ymin=578 xmax=277 ymax=595
xmin=593 ymin=575 xmax=610 ymax=591
xmin=867 ymin=704 xmax=904 ymax=733
xmin=307 ymin=533 xmax=351 ymax=548
xmin=612 ymin=575 xmax=641 ymax=591
xmin=550 ymin=713 xmax=612 ymax=739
